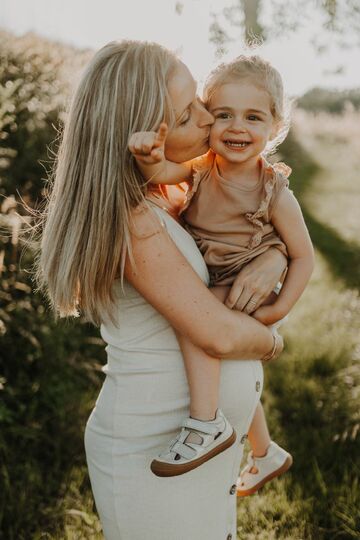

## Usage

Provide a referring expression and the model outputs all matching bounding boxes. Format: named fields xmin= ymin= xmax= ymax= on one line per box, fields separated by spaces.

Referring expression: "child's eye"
xmin=248 ymin=114 xmax=261 ymax=121
xmin=216 ymin=112 xmax=231 ymax=119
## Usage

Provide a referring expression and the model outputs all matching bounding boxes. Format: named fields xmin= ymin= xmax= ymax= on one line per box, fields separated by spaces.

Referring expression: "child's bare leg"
xmin=174 ymin=284 xmax=231 ymax=422
xmin=175 ymin=331 xmax=221 ymax=422
xmin=247 ymin=402 xmax=271 ymax=462
xmin=229 ymin=279 xmax=292 ymax=494
xmin=227 ymin=287 xmax=274 ymax=461
xmin=173 ymin=286 xmax=230 ymax=443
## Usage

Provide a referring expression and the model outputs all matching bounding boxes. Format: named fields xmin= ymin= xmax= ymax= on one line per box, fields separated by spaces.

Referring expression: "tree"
xmin=176 ymin=0 xmax=360 ymax=58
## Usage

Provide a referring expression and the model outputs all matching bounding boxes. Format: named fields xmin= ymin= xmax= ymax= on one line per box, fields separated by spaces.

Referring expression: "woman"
xmin=37 ymin=41 xmax=287 ymax=540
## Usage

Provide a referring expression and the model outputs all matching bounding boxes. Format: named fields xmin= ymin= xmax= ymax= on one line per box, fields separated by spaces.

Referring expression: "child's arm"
xmin=252 ymin=189 xmax=315 ymax=326
xmin=128 ymin=123 xmax=193 ymax=185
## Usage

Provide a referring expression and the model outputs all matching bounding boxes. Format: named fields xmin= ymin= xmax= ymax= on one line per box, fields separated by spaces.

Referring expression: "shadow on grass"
xmin=279 ymin=130 xmax=360 ymax=291
xmin=302 ymin=209 xmax=360 ymax=290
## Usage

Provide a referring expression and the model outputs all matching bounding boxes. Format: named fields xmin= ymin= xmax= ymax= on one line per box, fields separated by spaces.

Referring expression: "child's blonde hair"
xmin=203 ymin=55 xmax=291 ymax=154
xmin=35 ymin=40 xmax=178 ymax=326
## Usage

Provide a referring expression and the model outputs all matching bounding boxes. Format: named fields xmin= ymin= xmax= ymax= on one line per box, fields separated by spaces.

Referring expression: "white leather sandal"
xmin=236 ymin=441 xmax=293 ymax=496
xmin=151 ymin=409 xmax=236 ymax=477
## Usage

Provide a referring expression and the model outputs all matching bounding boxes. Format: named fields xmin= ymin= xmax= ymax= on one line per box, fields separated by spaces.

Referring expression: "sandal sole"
xmin=236 ymin=454 xmax=293 ymax=497
xmin=151 ymin=429 xmax=237 ymax=477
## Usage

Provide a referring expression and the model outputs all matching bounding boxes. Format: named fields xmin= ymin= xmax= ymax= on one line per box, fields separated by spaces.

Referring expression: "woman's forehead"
xmin=168 ymin=62 xmax=197 ymax=116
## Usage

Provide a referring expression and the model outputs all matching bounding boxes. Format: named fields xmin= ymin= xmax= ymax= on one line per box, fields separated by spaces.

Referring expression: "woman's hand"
xmin=225 ymin=248 xmax=287 ymax=313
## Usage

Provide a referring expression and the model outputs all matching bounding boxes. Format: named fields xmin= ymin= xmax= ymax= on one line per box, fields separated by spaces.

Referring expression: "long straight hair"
xmin=35 ymin=40 xmax=178 ymax=325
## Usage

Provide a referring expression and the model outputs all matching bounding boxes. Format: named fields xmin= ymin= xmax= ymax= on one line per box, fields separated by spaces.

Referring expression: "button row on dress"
xmin=256 ymin=380 xmax=261 ymax=392
xmin=229 ymin=484 xmax=236 ymax=495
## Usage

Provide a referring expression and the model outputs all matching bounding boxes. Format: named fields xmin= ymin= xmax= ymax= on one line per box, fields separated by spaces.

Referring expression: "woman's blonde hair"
xmin=203 ymin=55 xmax=291 ymax=154
xmin=35 ymin=40 xmax=178 ymax=325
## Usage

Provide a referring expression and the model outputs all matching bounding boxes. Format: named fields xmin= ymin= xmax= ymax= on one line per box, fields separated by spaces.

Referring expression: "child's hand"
xmin=252 ymin=304 xmax=284 ymax=326
xmin=128 ymin=123 xmax=168 ymax=165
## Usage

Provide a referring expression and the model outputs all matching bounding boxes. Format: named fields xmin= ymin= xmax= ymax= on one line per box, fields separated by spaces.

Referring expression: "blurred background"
xmin=0 ymin=1 xmax=359 ymax=538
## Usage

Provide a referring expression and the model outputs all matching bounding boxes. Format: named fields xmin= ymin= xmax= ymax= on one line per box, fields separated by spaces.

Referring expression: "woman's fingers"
xmin=226 ymin=271 xmax=264 ymax=311
xmin=226 ymin=278 xmax=265 ymax=313
xmin=243 ymin=296 xmax=262 ymax=314
xmin=225 ymin=283 xmax=244 ymax=309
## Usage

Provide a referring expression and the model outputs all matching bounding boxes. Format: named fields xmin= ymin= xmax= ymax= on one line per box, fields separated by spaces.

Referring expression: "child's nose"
xmin=229 ymin=119 xmax=246 ymax=132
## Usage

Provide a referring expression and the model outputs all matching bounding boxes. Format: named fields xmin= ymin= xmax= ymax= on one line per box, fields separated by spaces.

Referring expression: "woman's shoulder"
xmin=129 ymin=200 xmax=166 ymax=240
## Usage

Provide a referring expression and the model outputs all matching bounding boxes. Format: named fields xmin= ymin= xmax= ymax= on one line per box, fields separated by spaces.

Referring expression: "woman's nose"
xmin=197 ymin=100 xmax=214 ymax=127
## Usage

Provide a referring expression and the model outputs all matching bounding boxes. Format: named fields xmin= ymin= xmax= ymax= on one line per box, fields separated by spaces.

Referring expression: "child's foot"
xmin=236 ymin=441 xmax=293 ymax=496
xmin=151 ymin=408 xmax=236 ymax=477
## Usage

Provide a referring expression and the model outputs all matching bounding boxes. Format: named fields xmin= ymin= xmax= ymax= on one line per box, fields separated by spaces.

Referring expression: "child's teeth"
xmin=226 ymin=141 xmax=248 ymax=147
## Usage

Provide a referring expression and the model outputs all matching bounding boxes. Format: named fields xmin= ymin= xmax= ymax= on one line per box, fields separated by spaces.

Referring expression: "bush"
xmin=0 ymin=31 xmax=104 ymax=539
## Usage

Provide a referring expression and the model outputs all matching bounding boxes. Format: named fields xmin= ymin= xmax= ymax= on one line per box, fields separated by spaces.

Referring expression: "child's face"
xmin=207 ymin=80 xmax=276 ymax=165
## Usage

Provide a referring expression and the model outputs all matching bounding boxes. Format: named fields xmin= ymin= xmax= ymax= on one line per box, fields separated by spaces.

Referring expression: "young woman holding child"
xmin=37 ymin=40 xmax=296 ymax=539
xmin=129 ymin=55 xmax=314 ymax=493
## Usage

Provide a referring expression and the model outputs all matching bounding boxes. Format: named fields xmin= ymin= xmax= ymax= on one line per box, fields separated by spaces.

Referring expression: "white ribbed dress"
xmin=84 ymin=202 xmax=264 ymax=540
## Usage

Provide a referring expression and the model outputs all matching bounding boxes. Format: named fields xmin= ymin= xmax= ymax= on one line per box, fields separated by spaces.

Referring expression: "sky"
xmin=1 ymin=0 xmax=360 ymax=96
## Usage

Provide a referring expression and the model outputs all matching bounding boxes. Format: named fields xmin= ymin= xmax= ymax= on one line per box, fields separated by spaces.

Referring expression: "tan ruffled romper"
xmin=179 ymin=151 xmax=291 ymax=286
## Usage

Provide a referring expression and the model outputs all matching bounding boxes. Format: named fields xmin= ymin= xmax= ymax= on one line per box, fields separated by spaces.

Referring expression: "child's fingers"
xmin=128 ymin=132 xmax=157 ymax=155
xmin=150 ymin=148 xmax=164 ymax=162
xmin=154 ymin=123 xmax=168 ymax=148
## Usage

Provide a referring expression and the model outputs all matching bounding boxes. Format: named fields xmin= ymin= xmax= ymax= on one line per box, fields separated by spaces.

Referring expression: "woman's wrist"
xmin=261 ymin=331 xmax=283 ymax=363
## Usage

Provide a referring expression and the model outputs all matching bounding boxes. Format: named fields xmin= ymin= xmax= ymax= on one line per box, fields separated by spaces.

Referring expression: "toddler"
xmin=129 ymin=55 xmax=314 ymax=495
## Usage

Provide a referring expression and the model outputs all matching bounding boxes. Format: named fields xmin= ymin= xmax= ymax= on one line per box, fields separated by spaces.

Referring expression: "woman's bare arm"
xmin=124 ymin=205 xmax=276 ymax=360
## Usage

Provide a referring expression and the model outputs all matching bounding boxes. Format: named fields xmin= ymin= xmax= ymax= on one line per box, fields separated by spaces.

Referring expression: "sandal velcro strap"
xmin=182 ymin=417 xmax=220 ymax=436
xmin=170 ymin=440 xmax=197 ymax=459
